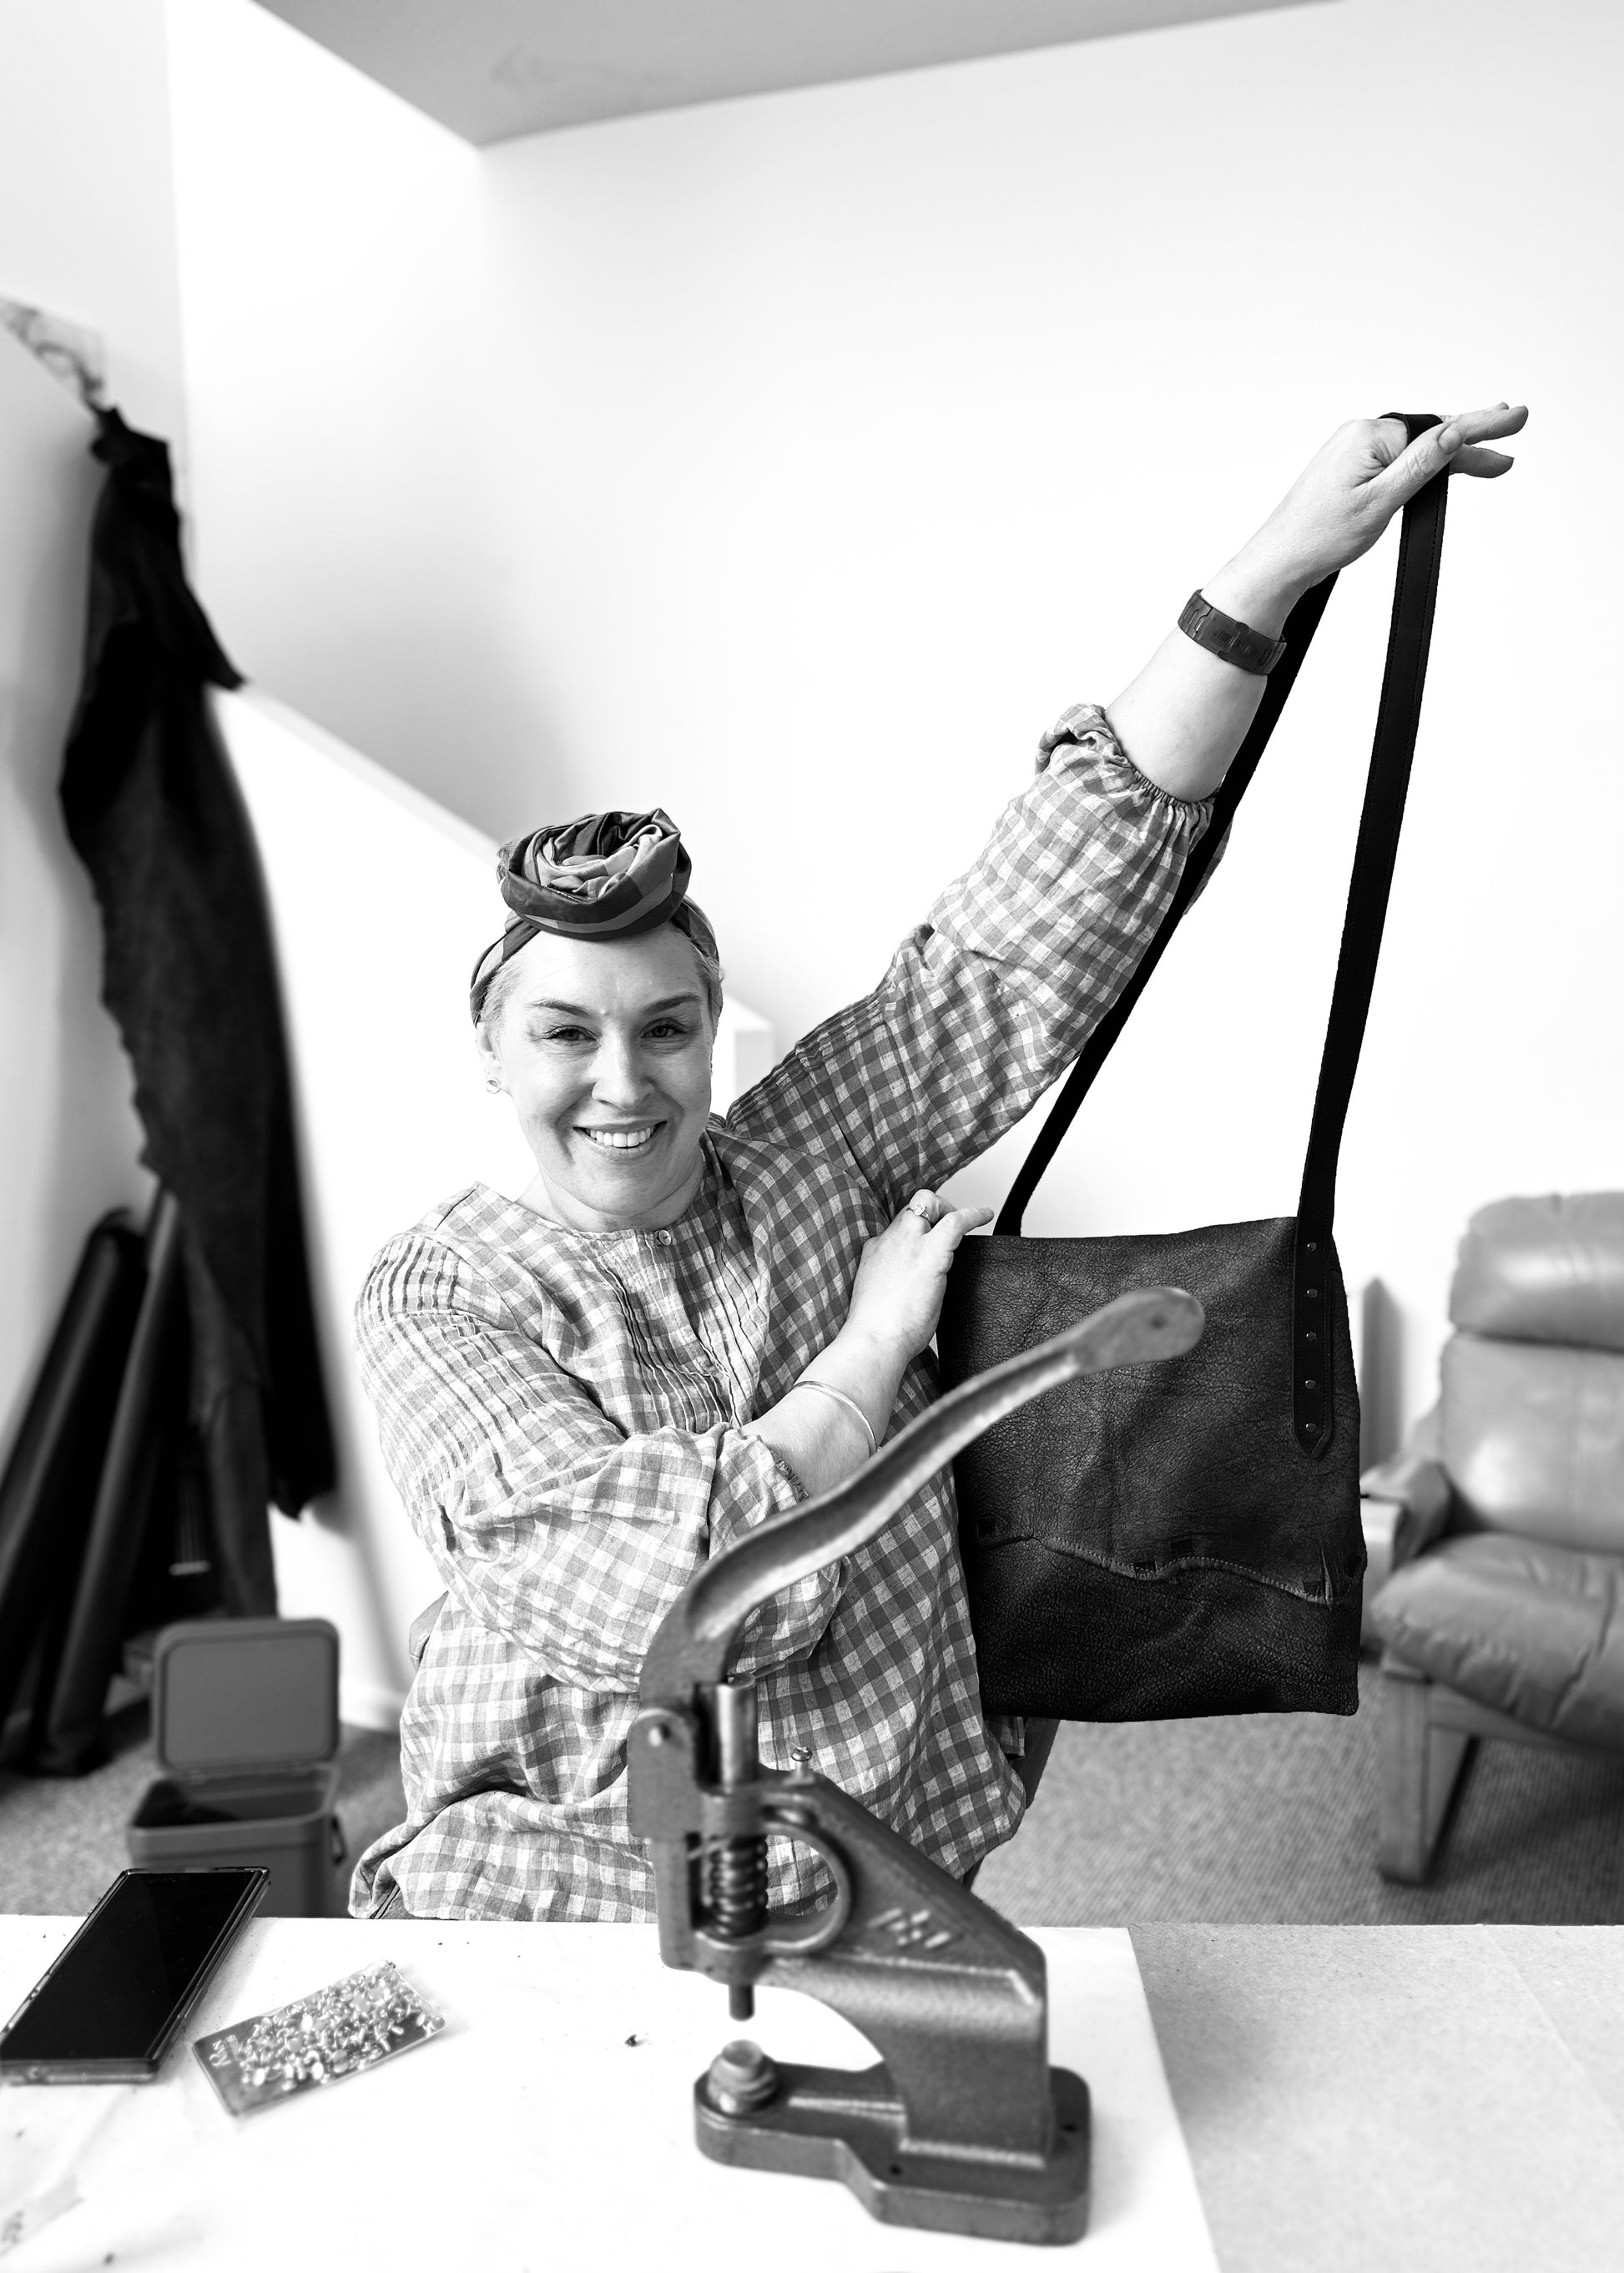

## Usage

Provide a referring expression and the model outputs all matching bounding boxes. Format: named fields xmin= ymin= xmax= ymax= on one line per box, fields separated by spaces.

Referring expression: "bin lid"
xmin=152 ymin=1618 xmax=340 ymax=1777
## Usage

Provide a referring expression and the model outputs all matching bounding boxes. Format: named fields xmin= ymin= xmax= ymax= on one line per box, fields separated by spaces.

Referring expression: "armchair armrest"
xmin=1355 ymin=1445 xmax=1446 ymax=1609
xmin=1359 ymin=1418 xmax=1454 ymax=1646
xmin=1360 ymin=1447 xmax=1453 ymax=1566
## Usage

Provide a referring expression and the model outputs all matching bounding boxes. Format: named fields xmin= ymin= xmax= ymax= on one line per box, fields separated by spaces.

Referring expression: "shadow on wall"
xmin=1358 ymin=1277 xmax=1405 ymax=1474
xmin=219 ymin=687 xmax=776 ymax=1729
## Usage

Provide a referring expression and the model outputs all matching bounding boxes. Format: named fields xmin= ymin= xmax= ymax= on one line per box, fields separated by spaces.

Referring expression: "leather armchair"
xmin=1364 ymin=1193 xmax=1624 ymax=1882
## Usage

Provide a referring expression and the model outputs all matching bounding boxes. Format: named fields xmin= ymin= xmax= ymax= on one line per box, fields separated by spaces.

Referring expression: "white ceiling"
xmin=252 ymin=0 xmax=1316 ymax=145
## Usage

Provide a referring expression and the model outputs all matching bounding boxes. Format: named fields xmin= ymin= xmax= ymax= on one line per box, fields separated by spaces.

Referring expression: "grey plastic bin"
xmin=127 ymin=1619 xmax=344 ymax=1917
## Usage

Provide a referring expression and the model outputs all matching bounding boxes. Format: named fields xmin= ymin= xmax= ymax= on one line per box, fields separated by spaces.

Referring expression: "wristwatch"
xmin=1178 ymin=590 xmax=1288 ymax=676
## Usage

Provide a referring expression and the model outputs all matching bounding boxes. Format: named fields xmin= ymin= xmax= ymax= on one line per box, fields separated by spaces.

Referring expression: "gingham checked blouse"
xmin=351 ymin=705 xmax=1215 ymax=1921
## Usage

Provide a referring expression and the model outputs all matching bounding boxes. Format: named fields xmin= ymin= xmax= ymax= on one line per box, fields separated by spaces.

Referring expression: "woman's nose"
xmin=591 ymin=1036 xmax=651 ymax=1105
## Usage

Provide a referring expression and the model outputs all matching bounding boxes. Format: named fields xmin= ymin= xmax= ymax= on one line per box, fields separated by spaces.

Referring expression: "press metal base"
xmin=694 ymin=2059 xmax=1091 ymax=2245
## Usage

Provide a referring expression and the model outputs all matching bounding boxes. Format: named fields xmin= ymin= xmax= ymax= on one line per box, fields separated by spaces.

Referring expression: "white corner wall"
xmin=219 ymin=688 xmax=774 ymax=1725
xmin=0 ymin=0 xmax=188 ymax=1460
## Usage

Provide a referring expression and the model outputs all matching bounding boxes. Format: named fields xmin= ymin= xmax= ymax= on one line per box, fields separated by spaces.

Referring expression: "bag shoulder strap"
xmin=1289 ymin=418 xmax=1448 ymax=1449
xmin=993 ymin=417 xmax=1450 ymax=1449
xmin=991 ymin=573 xmax=1336 ymax=1238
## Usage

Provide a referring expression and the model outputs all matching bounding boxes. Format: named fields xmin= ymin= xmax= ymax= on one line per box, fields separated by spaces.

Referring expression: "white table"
xmin=0 ymin=1918 xmax=1215 ymax=2271
xmin=1134 ymin=1923 xmax=1624 ymax=2273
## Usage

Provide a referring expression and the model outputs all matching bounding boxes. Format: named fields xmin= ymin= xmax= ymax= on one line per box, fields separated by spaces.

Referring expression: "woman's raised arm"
xmin=730 ymin=401 xmax=1528 ymax=1207
xmin=1106 ymin=404 xmax=1527 ymax=802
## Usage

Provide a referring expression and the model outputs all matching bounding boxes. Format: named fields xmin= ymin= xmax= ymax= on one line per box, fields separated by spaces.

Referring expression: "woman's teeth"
xmin=583 ymin=1126 xmax=657 ymax=1152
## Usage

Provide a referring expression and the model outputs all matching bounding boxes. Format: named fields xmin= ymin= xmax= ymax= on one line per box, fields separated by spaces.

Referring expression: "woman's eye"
xmin=528 ymin=1018 xmax=695 ymax=1045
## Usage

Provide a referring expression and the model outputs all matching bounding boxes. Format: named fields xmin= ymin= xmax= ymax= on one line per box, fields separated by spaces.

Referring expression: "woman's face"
xmin=477 ymin=925 xmax=714 ymax=1233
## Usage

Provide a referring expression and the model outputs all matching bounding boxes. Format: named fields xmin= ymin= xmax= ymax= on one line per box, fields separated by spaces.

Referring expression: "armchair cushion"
xmin=1372 ymin=1532 xmax=1624 ymax=1751
xmin=1440 ymin=1333 xmax=1624 ymax=1550
xmin=1452 ymin=1192 xmax=1624 ymax=1351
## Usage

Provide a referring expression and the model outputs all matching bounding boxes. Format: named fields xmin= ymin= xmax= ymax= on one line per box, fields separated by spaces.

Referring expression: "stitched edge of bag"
xmin=976 ymin=1536 xmax=1360 ymax=1606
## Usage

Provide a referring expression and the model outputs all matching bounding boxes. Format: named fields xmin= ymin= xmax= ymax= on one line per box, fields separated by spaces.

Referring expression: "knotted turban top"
xmin=469 ymin=808 xmax=714 ymax=1021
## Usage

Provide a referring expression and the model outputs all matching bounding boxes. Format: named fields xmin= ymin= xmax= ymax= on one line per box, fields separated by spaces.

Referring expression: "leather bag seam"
xmin=971 ymin=1536 xmax=1356 ymax=1606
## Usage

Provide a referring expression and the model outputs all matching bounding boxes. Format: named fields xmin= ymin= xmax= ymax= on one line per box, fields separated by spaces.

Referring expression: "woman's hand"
xmin=1222 ymin=403 xmax=1529 ymax=622
xmin=841 ymin=1189 xmax=995 ymax=1368
xmin=1108 ymin=399 xmax=1528 ymax=804
xmin=745 ymin=1190 xmax=992 ymax=1498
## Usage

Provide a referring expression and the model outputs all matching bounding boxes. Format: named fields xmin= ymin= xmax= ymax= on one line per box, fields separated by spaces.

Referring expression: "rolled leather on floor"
xmin=1373 ymin=1531 xmax=1624 ymax=1751
xmin=1440 ymin=1333 xmax=1624 ymax=1550
xmin=1451 ymin=1192 xmax=1624 ymax=1351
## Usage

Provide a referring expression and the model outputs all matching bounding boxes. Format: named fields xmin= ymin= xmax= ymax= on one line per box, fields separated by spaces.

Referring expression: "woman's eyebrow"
xmin=526 ymin=992 xmax=703 ymax=1017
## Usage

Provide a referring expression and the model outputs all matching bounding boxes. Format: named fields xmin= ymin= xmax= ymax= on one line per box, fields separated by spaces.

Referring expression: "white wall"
xmin=0 ymin=0 xmax=189 ymax=451
xmin=466 ymin=0 xmax=1624 ymax=1443
xmin=164 ymin=0 xmax=522 ymax=828
xmin=0 ymin=0 xmax=188 ymax=1458
xmin=219 ymin=688 xmax=774 ymax=1724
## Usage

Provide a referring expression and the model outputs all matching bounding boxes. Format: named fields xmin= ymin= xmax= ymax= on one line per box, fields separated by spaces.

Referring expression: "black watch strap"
xmin=1178 ymin=589 xmax=1288 ymax=675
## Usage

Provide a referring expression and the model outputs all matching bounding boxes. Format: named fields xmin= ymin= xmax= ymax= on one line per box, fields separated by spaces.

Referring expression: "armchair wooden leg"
xmin=1378 ymin=1655 xmax=1474 ymax=1883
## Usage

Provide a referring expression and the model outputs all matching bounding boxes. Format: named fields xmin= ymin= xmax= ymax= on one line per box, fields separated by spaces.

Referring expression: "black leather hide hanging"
xmin=58 ymin=411 xmax=335 ymax=1611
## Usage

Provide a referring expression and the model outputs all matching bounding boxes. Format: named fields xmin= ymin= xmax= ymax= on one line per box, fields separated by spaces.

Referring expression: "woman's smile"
xmin=577 ymin=1120 xmax=663 ymax=1155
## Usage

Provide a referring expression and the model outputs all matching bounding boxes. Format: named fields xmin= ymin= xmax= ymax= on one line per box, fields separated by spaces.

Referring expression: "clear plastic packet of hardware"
xmin=193 ymin=1961 xmax=444 ymax=2117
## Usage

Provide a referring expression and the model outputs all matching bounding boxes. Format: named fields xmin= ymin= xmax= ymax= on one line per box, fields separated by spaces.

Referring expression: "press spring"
xmin=708 ymin=1836 xmax=767 ymax=1938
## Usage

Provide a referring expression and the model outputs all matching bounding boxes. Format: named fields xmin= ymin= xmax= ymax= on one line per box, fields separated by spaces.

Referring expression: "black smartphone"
xmin=0 ymin=1867 xmax=268 ymax=2084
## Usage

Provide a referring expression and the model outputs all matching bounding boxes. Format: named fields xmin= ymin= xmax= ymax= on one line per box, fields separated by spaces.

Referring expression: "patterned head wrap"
xmin=470 ymin=807 xmax=714 ymax=1021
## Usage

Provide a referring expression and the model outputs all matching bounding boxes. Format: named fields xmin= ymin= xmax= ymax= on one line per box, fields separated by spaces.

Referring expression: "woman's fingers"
xmin=1373 ymin=402 xmax=1527 ymax=509
xmin=931 ymin=1203 xmax=995 ymax=1250
xmin=1371 ymin=418 xmax=1465 ymax=505
xmin=895 ymin=1192 xmax=992 ymax=1248
xmin=1450 ymin=445 xmax=1516 ymax=478
xmin=1451 ymin=401 xmax=1530 ymax=444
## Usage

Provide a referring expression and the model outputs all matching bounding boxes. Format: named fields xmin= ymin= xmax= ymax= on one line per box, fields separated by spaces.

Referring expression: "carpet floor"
xmin=2 ymin=1661 xmax=1620 ymax=1922
xmin=976 ymin=1660 xmax=1624 ymax=1923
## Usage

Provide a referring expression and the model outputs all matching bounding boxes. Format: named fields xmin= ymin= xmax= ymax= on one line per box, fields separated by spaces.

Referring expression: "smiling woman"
xmin=347 ymin=406 xmax=1526 ymax=1924
xmin=477 ymin=930 xmax=719 ymax=1231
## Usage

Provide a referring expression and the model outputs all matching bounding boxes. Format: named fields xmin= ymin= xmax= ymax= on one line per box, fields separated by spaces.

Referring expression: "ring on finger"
xmin=909 ymin=1195 xmax=936 ymax=1222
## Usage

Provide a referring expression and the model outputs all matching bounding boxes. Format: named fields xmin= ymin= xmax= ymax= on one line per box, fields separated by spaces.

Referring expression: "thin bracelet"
xmin=795 ymin=1378 xmax=877 ymax=1459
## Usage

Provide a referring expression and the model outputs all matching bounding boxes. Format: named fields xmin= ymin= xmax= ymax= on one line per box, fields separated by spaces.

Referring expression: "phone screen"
xmin=0 ymin=1867 xmax=267 ymax=2083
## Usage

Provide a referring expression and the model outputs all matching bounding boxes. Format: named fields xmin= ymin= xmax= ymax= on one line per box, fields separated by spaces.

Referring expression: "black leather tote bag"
xmin=936 ymin=416 xmax=1450 ymax=1722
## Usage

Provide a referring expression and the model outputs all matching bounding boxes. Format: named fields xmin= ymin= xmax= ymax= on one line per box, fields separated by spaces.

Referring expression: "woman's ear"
xmin=474 ymin=1017 xmax=504 ymax=1091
